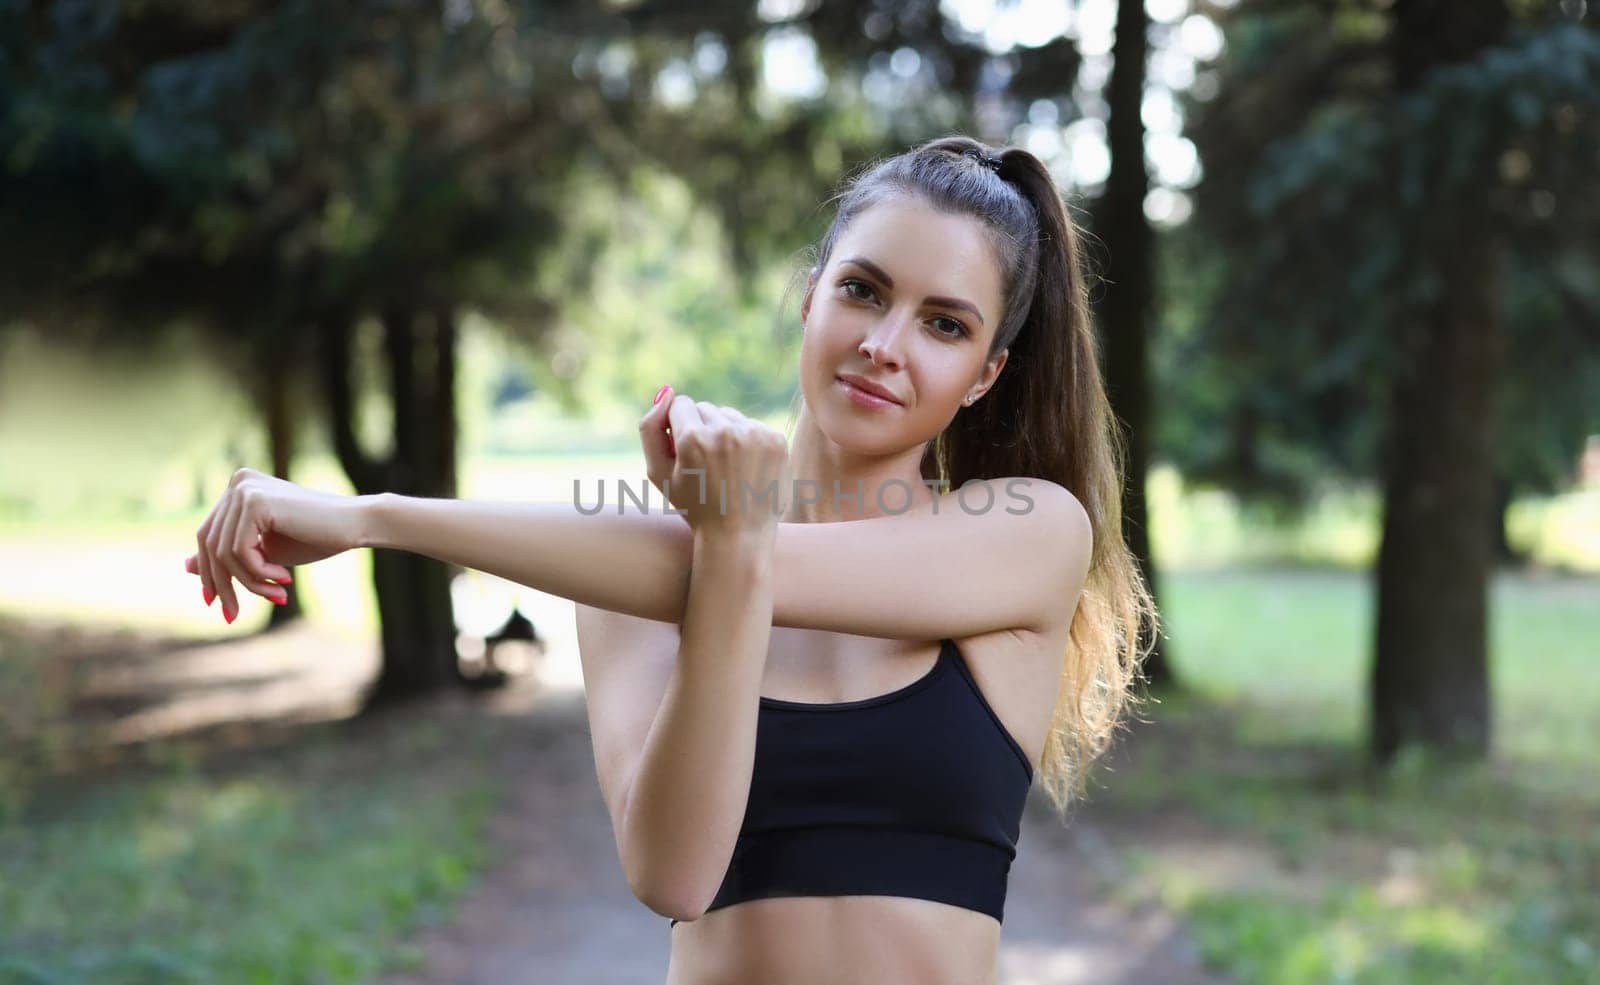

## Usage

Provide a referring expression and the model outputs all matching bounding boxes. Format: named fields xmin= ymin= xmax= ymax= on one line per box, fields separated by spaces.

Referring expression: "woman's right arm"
xmin=588 ymin=391 xmax=788 ymax=921
xmin=611 ymin=525 xmax=775 ymax=921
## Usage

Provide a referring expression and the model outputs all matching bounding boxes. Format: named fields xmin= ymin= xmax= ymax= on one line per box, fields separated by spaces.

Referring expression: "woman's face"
xmin=799 ymin=197 xmax=1009 ymax=456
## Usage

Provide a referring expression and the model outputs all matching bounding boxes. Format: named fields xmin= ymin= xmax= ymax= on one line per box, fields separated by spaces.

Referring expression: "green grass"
xmin=0 ymin=707 xmax=506 ymax=984
xmin=1090 ymin=567 xmax=1600 ymax=985
xmin=1151 ymin=565 xmax=1600 ymax=777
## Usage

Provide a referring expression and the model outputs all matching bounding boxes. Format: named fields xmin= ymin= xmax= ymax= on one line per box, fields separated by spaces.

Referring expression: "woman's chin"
xmin=818 ymin=416 xmax=915 ymax=456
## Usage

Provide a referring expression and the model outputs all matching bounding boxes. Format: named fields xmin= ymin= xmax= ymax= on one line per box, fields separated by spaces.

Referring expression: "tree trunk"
xmin=1370 ymin=231 xmax=1501 ymax=763
xmin=319 ymin=304 xmax=463 ymax=707
xmin=1096 ymin=0 xmax=1173 ymax=688
xmin=1370 ymin=0 xmax=1508 ymax=765
xmin=1491 ymin=474 xmax=1521 ymax=566
xmin=263 ymin=343 xmax=304 ymax=630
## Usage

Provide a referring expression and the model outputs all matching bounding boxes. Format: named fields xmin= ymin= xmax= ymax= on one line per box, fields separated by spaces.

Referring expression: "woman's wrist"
xmin=691 ymin=521 xmax=777 ymax=560
xmin=356 ymin=492 xmax=395 ymax=550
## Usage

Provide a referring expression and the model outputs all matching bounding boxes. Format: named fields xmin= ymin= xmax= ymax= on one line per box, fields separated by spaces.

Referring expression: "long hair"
xmin=784 ymin=135 xmax=1159 ymax=818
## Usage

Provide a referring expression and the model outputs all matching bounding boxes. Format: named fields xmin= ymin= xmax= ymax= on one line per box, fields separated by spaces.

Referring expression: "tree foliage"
xmin=1167 ymin=0 xmax=1600 ymax=507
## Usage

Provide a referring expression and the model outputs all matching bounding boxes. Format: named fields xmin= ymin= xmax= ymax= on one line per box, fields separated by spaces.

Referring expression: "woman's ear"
xmin=971 ymin=348 xmax=1009 ymax=403
xmin=987 ymin=347 xmax=1009 ymax=382
xmin=801 ymin=269 xmax=818 ymax=326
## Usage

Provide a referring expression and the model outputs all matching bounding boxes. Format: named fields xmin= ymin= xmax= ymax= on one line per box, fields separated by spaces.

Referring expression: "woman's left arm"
xmin=363 ymin=493 xmax=697 ymax=625
xmin=192 ymin=471 xmax=1087 ymax=639
xmin=364 ymin=476 xmax=1088 ymax=640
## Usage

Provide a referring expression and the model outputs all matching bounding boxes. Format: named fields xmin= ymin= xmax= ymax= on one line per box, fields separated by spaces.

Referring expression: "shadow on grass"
xmin=0 ymin=611 xmax=392 ymax=819
xmin=0 ymin=611 xmax=546 ymax=984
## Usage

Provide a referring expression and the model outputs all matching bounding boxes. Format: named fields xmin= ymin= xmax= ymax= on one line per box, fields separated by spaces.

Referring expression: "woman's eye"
xmin=933 ymin=317 xmax=968 ymax=338
xmin=840 ymin=279 xmax=875 ymax=302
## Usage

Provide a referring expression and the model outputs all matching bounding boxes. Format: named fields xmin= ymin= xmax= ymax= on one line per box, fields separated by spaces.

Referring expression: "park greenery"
xmin=2 ymin=0 xmax=1597 ymax=982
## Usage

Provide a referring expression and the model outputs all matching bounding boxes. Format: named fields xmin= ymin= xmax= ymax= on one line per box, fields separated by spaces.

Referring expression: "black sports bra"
xmin=669 ymin=638 xmax=1034 ymax=928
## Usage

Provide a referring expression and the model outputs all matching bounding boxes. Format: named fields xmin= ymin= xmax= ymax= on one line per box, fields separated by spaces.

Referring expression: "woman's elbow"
xmin=629 ymin=870 xmax=711 ymax=923
xmin=617 ymin=815 xmax=715 ymax=921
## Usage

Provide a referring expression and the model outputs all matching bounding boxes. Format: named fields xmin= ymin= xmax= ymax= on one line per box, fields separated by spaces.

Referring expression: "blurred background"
xmin=1 ymin=0 xmax=1597 ymax=982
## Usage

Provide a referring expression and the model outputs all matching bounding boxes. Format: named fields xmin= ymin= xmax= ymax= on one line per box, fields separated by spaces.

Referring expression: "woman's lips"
xmin=837 ymin=376 xmax=901 ymax=409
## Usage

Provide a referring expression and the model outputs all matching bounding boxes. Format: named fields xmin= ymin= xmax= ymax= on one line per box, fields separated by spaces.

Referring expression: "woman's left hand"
xmin=183 ymin=468 xmax=369 ymax=623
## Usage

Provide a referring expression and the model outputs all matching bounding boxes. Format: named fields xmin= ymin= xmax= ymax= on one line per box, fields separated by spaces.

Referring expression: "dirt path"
xmin=376 ymin=675 xmax=1225 ymax=985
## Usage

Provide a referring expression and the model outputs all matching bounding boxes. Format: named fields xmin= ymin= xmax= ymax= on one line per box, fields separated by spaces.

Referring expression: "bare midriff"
xmin=664 ymin=895 xmax=1001 ymax=985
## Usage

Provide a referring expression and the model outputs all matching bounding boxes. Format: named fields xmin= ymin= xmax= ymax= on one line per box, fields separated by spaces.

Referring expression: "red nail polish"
xmin=224 ymin=606 xmax=235 ymax=625
xmin=203 ymin=586 xmax=214 ymax=607
xmin=269 ymin=594 xmax=287 ymax=606
xmin=654 ymin=384 xmax=670 ymax=406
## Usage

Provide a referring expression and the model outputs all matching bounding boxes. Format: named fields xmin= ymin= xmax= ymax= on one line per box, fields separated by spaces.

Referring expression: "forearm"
xmin=619 ymin=528 xmax=776 ymax=919
xmin=361 ymin=493 xmax=695 ymax=622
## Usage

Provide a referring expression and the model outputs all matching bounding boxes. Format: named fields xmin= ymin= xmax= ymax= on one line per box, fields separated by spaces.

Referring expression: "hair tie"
xmin=961 ymin=146 xmax=1003 ymax=174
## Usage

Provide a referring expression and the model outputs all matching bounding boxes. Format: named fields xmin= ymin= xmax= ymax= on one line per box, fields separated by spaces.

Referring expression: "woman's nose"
xmin=859 ymin=315 xmax=911 ymax=369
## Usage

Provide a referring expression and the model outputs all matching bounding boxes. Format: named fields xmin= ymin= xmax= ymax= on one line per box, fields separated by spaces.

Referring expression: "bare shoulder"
xmin=572 ymin=604 xmax=681 ymax=822
xmin=1004 ymin=476 xmax=1091 ymax=551
xmin=1005 ymin=476 xmax=1094 ymax=599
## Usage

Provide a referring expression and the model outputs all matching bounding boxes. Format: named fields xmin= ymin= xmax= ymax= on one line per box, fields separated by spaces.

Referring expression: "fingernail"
xmin=223 ymin=605 xmax=235 ymax=625
xmin=654 ymin=384 xmax=670 ymax=406
xmin=269 ymin=593 xmax=287 ymax=606
xmin=203 ymin=586 xmax=214 ymax=607
xmin=279 ymin=574 xmax=293 ymax=584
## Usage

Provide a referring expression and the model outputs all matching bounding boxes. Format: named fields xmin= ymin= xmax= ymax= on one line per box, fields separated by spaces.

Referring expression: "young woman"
xmin=185 ymin=135 xmax=1157 ymax=984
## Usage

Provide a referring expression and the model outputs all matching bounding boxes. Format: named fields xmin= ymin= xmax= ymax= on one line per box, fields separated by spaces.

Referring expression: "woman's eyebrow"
xmin=840 ymin=256 xmax=986 ymax=326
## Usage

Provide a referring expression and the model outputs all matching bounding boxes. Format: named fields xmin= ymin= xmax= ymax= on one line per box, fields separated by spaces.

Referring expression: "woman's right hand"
xmin=639 ymin=386 xmax=789 ymax=537
xmin=183 ymin=468 xmax=370 ymax=623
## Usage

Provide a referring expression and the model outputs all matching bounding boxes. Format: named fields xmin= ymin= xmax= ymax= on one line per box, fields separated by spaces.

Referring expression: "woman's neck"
xmin=783 ymin=405 xmax=937 ymax=523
